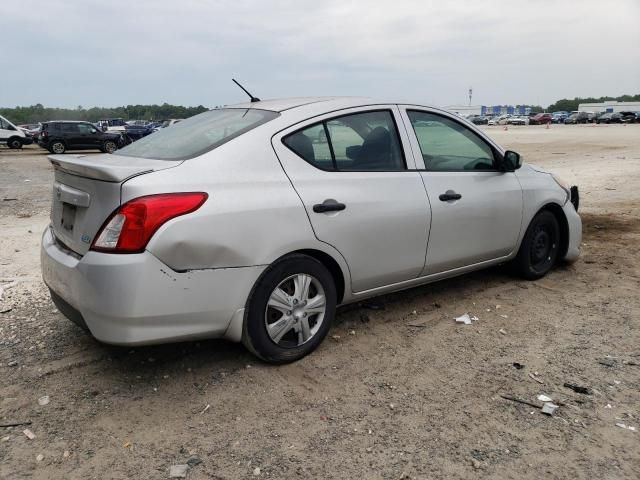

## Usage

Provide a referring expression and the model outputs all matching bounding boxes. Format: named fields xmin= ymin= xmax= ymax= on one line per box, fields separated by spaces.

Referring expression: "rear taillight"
xmin=91 ymin=192 xmax=208 ymax=254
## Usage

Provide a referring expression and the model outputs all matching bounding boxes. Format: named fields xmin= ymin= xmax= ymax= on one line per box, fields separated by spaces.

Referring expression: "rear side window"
xmin=117 ymin=108 xmax=279 ymax=160
xmin=60 ymin=123 xmax=79 ymax=133
xmin=283 ymin=110 xmax=405 ymax=171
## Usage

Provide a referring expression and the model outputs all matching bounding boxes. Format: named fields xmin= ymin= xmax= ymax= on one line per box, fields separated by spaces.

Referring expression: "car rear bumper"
xmin=41 ymin=226 xmax=265 ymax=345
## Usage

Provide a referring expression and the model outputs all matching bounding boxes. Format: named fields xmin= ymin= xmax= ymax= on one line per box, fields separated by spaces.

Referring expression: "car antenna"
xmin=232 ymin=78 xmax=260 ymax=103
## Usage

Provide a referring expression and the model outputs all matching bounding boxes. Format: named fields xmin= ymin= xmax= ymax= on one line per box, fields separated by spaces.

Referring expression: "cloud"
xmin=2 ymin=0 xmax=639 ymax=107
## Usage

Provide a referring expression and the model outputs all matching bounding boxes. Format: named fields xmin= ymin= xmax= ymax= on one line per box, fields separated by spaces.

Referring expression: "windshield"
xmin=117 ymin=108 xmax=279 ymax=160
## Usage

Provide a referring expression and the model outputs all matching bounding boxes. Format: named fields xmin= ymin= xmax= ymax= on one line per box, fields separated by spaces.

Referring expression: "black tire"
xmin=513 ymin=210 xmax=561 ymax=280
xmin=7 ymin=137 xmax=23 ymax=149
xmin=243 ymin=254 xmax=337 ymax=364
xmin=103 ymin=140 xmax=117 ymax=154
xmin=49 ymin=141 xmax=66 ymax=154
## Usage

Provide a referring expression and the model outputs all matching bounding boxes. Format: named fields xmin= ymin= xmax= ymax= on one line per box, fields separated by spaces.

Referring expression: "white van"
xmin=0 ymin=115 xmax=30 ymax=149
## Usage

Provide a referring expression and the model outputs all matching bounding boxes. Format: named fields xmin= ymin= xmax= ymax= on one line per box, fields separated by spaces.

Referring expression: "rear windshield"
xmin=117 ymin=108 xmax=279 ymax=160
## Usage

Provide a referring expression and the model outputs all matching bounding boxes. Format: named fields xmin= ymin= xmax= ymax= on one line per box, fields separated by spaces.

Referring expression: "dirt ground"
xmin=1 ymin=124 xmax=639 ymax=479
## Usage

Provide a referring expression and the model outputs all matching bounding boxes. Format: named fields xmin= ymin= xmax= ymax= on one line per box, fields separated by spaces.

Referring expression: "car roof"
xmin=46 ymin=120 xmax=92 ymax=124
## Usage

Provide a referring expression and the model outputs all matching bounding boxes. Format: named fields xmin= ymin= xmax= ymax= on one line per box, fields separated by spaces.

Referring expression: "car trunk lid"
xmin=48 ymin=153 xmax=181 ymax=255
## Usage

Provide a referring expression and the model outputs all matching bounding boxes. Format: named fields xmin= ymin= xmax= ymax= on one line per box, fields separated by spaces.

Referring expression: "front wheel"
xmin=512 ymin=210 xmax=561 ymax=280
xmin=243 ymin=254 xmax=337 ymax=364
xmin=103 ymin=140 xmax=117 ymax=154
xmin=7 ymin=137 xmax=23 ymax=149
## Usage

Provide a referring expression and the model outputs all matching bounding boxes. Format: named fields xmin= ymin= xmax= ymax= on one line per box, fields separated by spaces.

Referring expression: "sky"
xmin=2 ymin=0 xmax=639 ymax=109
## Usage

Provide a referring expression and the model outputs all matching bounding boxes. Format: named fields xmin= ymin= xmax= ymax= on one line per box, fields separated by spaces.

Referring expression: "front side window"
xmin=118 ymin=108 xmax=279 ymax=160
xmin=408 ymin=111 xmax=495 ymax=171
xmin=283 ymin=110 xmax=405 ymax=171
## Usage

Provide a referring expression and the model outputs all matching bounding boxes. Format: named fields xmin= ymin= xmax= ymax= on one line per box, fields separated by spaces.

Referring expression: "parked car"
xmin=0 ymin=115 xmax=33 ymax=148
xmin=468 ymin=115 xmax=489 ymax=125
xmin=529 ymin=113 xmax=553 ymax=125
xmin=160 ymin=118 xmax=183 ymax=128
xmin=507 ymin=116 xmax=528 ymax=126
xmin=96 ymin=118 xmax=153 ymax=140
xmin=38 ymin=121 xmax=122 ymax=154
xmin=551 ymin=112 xmax=568 ymax=124
xmin=41 ymin=97 xmax=581 ymax=363
xmin=565 ymin=112 xmax=590 ymax=124
xmin=618 ymin=111 xmax=637 ymax=123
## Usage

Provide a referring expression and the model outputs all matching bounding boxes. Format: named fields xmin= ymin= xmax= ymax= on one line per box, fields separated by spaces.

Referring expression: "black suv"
xmin=38 ymin=121 xmax=122 ymax=154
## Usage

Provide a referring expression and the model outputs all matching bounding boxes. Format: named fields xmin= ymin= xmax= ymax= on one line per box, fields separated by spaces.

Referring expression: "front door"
xmin=400 ymin=108 xmax=523 ymax=275
xmin=77 ymin=123 xmax=101 ymax=148
xmin=273 ymin=106 xmax=431 ymax=293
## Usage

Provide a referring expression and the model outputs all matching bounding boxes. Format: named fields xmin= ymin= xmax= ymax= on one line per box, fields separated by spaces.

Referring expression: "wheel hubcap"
xmin=264 ymin=273 xmax=326 ymax=347
xmin=53 ymin=144 xmax=64 ymax=153
xmin=530 ymin=224 xmax=557 ymax=271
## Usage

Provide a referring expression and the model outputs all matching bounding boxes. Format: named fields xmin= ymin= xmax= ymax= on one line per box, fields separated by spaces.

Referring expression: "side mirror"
xmin=501 ymin=150 xmax=522 ymax=171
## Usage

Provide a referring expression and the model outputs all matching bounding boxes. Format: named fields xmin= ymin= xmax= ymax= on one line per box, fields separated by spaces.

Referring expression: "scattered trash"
xmin=499 ymin=328 xmax=507 ymax=335
xmin=564 ymin=383 xmax=592 ymax=395
xmin=500 ymin=394 xmax=540 ymax=409
xmin=23 ymin=429 xmax=36 ymax=440
xmin=537 ymin=395 xmax=553 ymax=402
xmin=512 ymin=363 xmax=525 ymax=370
xmin=598 ymin=358 xmax=617 ymax=367
xmin=529 ymin=373 xmax=545 ymax=384
xmin=187 ymin=456 xmax=202 ymax=467
xmin=389 ymin=403 xmax=395 ymax=410
xmin=123 ymin=441 xmax=131 ymax=448
xmin=63 ymin=450 xmax=71 ymax=458
xmin=605 ymin=404 xmax=612 ymax=409
xmin=169 ymin=464 xmax=189 ymax=478
xmin=38 ymin=396 xmax=50 ymax=406
xmin=499 ymin=314 xmax=509 ymax=319
xmin=7 ymin=360 xmax=18 ymax=367
xmin=349 ymin=330 xmax=356 ymax=336
xmin=200 ymin=404 xmax=210 ymax=414
xmin=253 ymin=467 xmax=262 ymax=476
xmin=2 ymin=198 xmax=18 ymax=201
xmin=36 ymin=454 xmax=44 ymax=462
xmin=615 ymin=423 xmax=636 ymax=432
xmin=455 ymin=313 xmax=478 ymax=325
xmin=541 ymin=402 xmax=559 ymax=416
xmin=330 ymin=335 xmax=341 ymax=341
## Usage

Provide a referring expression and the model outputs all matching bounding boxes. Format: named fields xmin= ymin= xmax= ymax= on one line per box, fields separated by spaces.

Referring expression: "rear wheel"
xmin=243 ymin=254 xmax=336 ymax=364
xmin=50 ymin=141 xmax=66 ymax=154
xmin=513 ymin=210 xmax=560 ymax=280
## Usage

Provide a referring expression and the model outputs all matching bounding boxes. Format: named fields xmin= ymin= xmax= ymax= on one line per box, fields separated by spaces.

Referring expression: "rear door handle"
xmin=439 ymin=190 xmax=462 ymax=202
xmin=313 ymin=200 xmax=346 ymax=213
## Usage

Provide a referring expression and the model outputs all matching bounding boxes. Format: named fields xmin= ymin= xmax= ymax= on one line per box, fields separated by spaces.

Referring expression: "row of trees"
xmin=0 ymin=103 xmax=209 ymax=125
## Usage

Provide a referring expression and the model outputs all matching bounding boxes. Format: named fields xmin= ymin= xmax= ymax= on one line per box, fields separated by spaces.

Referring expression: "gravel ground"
xmin=1 ymin=124 xmax=639 ymax=479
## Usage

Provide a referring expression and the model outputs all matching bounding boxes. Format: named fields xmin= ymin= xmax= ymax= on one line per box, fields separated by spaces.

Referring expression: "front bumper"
xmin=41 ymin=227 xmax=265 ymax=345
xmin=562 ymin=192 xmax=582 ymax=262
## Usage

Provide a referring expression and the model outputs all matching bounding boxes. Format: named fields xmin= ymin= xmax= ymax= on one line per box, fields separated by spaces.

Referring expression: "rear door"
xmin=272 ymin=106 xmax=431 ymax=293
xmin=400 ymin=107 xmax=523 ymax=275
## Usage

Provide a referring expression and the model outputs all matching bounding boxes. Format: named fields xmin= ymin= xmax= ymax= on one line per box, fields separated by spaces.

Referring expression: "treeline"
xmin=547 ymin=94 xmax=640 ymax=113
xmin=0 ymin=103 xmax=209 ymax=124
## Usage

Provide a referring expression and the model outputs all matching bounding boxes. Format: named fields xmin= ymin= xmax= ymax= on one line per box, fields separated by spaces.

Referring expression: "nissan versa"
xmin=41 ymin=97 xmax=581 ymax=363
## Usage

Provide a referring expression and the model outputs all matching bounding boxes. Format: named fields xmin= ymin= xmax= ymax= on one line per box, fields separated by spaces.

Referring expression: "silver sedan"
xmin=41 ymin=97 xmax=581 ymax=363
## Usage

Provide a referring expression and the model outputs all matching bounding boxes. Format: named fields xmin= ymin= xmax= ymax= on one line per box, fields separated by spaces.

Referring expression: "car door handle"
xmin=313 ymin=200 xmax=346 ymax=213
xmin=439 ymin=191 xmax=462 ymax=202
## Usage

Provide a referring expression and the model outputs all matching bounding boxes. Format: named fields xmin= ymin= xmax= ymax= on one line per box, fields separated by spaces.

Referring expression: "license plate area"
xmin=61 ymin=203 xmax=77 ymax=233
